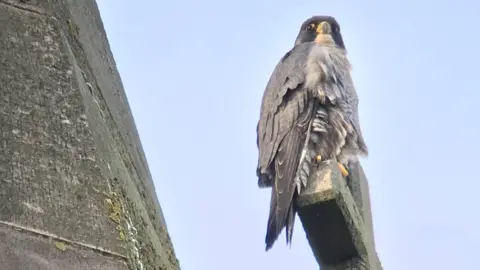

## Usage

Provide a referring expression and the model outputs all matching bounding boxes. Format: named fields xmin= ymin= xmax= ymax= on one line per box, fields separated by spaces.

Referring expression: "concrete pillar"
xmin=297 ymin=160 xmax=382 ymax=269
xmin=0 ymin=0 xmax=179 ymax=269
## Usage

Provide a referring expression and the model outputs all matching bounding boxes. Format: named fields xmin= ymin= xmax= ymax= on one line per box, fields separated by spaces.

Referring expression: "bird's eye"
xmin=306 ymin=23 xmax=315 ymax=31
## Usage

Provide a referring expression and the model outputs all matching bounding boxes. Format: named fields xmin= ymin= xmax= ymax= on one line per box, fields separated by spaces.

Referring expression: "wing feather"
xmin=256 ymin=44 xmax=312 ymax=187
xmin=265 ymin=94 xmax=314 ymax=250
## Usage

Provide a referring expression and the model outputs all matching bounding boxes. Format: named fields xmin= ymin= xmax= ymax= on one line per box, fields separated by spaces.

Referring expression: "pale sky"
xmin=97 ymin=1 xmax=480 ymax=269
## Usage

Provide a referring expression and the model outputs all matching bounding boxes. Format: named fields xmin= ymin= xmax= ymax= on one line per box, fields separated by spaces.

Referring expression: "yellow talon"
xmin=337 ymin=162 xmax=349 ymax=177
xmin=316 ymin=155 xmax=322 ymax=162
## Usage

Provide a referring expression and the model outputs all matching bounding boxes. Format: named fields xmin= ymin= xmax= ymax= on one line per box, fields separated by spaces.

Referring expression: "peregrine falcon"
xmin=256 ymin=16 xmax=368 ymax=251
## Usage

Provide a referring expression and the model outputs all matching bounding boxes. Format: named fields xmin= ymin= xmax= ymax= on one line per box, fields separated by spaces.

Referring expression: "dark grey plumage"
xmin=256 ymin=16 xmax=368 ymax=251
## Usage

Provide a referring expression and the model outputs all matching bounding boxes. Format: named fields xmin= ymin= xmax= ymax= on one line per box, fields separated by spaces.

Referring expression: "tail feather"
xmin=265 ymin=186 xmax=298 ymax=251
xmin=265 ymin=178 xmax=296 ymax=251
xmin=264 ymin=103 xmax=314 ymax=251
xmin=265 ymin=188 xmax=281 ymax=251
xmin=264 ymin=129 xmax=303 ymax=251
xmin=285 ymin=200 xmax=296 ymax=246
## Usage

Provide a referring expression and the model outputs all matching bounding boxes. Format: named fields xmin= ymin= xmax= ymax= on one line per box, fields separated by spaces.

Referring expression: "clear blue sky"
xmin=97 ymin=1 xmax=480 ymax=269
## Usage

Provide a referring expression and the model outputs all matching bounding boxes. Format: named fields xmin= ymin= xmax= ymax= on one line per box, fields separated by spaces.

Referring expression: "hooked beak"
xmin=316 ymin=21 xmax=332 ymax=35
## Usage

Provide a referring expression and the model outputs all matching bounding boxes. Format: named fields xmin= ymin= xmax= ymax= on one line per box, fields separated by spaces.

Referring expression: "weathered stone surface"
xmin=0 ymin=223 xmax=127 ymax=270
xmin=348 ymin=163 xmax=383 ymax=270
xmin=296 ymin=161 xmax=382 ymax=269
xmin=0 ymin=0 xmax=179 ymax=269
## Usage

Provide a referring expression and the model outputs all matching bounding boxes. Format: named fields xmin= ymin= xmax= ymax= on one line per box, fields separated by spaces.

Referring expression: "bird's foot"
xmin=313 ymin=155 xmax=322 ymax=166
xmin=314 ymin=155 xmax=348 ymax=177
xmin=337 ymin=162 xmax=349 ymax=177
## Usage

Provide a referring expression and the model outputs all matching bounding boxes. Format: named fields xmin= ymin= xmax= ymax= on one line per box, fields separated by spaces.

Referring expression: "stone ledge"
xmin=296 ymin=160 xmax=381 ymax=269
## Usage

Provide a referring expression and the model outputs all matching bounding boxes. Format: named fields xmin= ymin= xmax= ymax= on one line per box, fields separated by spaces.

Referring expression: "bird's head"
xmin=294 ymin=16 xmax=345 ymax=49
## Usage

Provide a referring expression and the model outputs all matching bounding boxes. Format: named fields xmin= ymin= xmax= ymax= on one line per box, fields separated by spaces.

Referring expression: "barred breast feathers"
xmin=303 ymin=43 xmax=368 ymax=164
xmin=304 ymin=44 xmax=351 ymax=105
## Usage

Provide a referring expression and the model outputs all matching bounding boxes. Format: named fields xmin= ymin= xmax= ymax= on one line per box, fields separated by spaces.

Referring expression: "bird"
xmin=256 ymin=15 xmax=368 ymax=251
